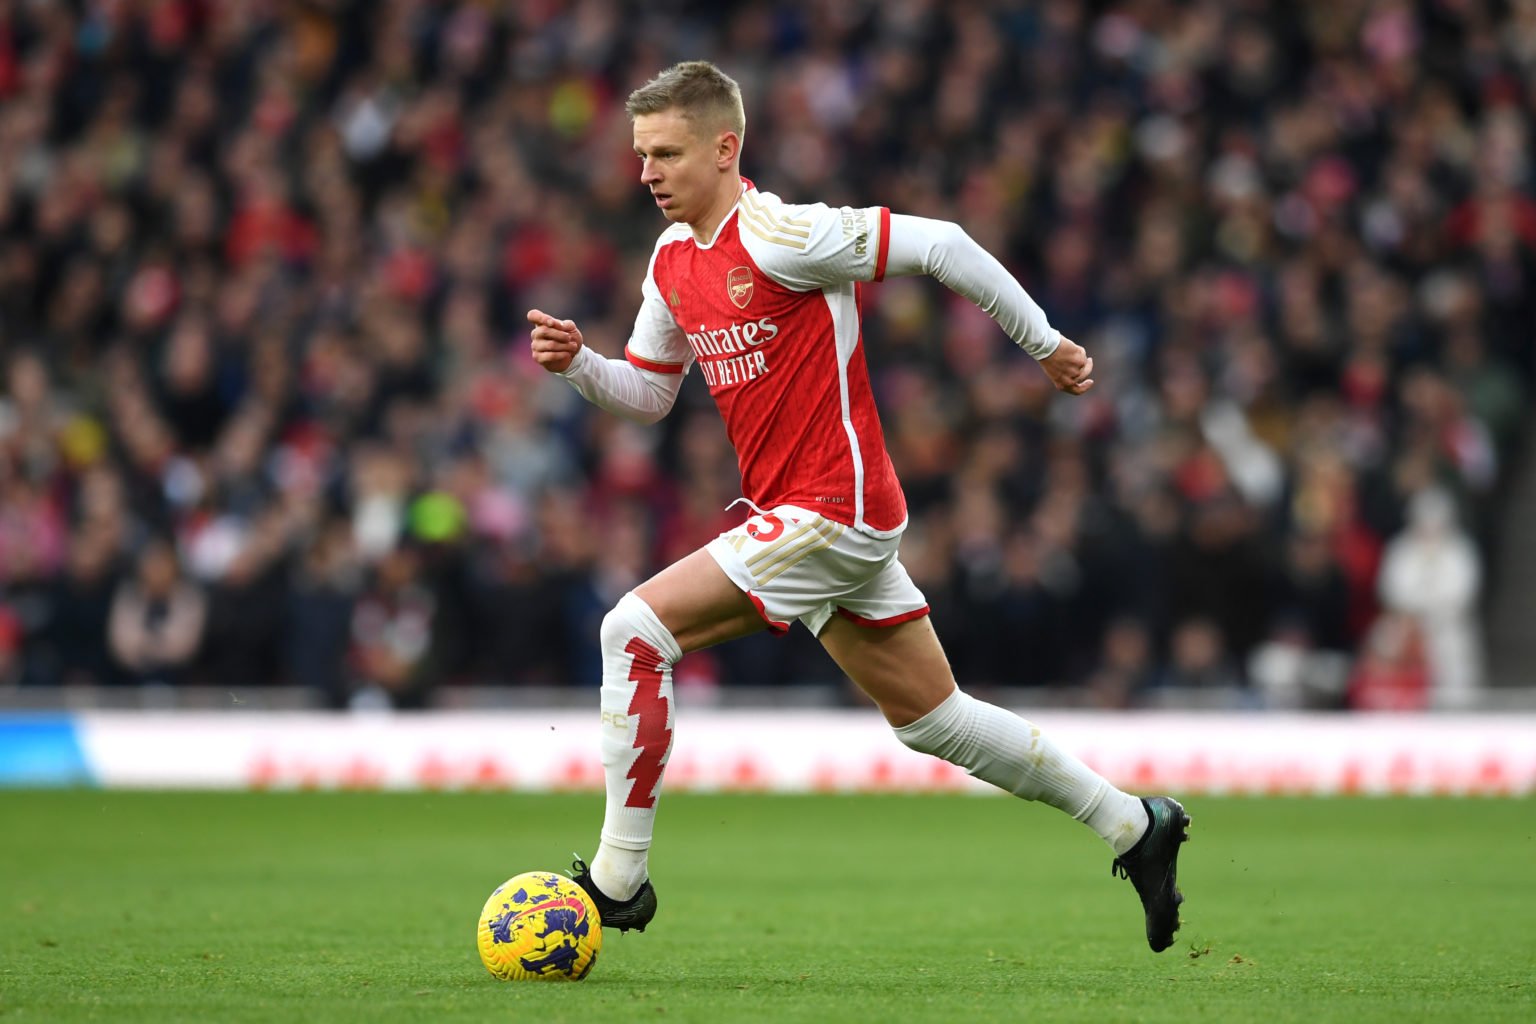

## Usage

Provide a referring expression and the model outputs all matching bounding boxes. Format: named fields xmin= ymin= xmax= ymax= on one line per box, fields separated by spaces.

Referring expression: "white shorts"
xmin=705 ymin=504 xmax=930 ymax=636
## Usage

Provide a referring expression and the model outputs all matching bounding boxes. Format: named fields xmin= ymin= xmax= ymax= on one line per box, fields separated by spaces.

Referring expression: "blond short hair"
xmin=625 ymin=61 xmax=745 ymax=141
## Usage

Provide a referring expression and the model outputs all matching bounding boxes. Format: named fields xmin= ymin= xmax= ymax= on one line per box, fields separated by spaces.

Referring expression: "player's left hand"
xmin=1039 ymin=335 xmax=1095 ymax=396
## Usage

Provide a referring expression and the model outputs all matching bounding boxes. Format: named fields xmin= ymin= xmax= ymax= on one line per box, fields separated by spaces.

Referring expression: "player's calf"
xmin=893 ymin=688 xmax=1150 ymax=851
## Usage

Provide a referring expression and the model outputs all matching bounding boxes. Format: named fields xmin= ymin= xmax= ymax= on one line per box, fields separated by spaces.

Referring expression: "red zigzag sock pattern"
xmin=623 ymin=637 xmax=671 ymax=809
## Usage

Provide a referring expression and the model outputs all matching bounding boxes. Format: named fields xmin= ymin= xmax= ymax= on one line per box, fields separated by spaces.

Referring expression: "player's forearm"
xmin=557 ymin=345 xmax=680 ymax=424
xmin=885 ymin=214 xmax=1060 ymax=360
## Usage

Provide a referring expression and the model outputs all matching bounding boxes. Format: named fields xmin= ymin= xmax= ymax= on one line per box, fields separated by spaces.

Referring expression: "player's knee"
xmin=600 ymin=592 xmax=681 ymax=665
xmin=893 ymin=688 xmax=972 ymax=760
xmin=598 ymin=601 xmax=631 ymax=654
xmin=894 ymin=716 xmax=945 ymax=756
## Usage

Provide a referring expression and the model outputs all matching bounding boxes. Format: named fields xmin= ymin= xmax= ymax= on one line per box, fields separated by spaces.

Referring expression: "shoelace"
xmin=1112 ymin=858 xmax=1132 ymax=880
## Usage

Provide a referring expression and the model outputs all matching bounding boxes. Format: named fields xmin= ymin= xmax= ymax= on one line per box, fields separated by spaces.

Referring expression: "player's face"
xmin=633 ymin=110 xmax=724 ymax=226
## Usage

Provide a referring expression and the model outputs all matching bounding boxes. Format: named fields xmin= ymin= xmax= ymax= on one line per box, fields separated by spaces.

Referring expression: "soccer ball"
xmin=476 ymin=871 xmax=602 ymax=982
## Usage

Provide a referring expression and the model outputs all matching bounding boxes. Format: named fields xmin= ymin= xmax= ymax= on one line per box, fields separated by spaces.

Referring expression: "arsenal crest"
xmin=727 ymin=266 xmax=754 ymax=309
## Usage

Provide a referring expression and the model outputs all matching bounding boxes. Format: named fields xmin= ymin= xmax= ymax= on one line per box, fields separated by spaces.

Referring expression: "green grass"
xmin=0 ymin=792 xmax=1532 ymax=1023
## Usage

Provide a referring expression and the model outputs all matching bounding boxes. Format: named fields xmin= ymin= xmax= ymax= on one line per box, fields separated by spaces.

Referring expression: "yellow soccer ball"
xmin=476 ymin=871 xmax=602 ymax=981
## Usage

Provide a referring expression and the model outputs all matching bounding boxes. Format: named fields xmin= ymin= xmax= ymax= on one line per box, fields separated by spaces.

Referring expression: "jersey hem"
xmin=758 ymin=500 xmax=907 ymax=540
xmin=850 ymin=518 xmax=908 ymax=540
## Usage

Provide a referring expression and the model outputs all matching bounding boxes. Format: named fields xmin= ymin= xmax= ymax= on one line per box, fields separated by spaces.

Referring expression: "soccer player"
xmin=528 ymin=61 xmax=1190 ymax=952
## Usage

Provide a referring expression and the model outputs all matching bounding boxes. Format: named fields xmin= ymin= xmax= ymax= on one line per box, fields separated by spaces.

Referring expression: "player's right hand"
xmin=527 ymin=309 xmax=584 ymax=374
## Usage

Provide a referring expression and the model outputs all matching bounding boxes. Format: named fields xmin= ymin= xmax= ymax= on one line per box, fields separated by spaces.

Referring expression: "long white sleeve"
xmin=883 ymin=214 xmax=1060 ymax=359
xmin=557 ymin=345 xmax=683 ymax=425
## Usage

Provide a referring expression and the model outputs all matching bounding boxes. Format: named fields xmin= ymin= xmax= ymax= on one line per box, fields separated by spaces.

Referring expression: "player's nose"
xmin=639 ymin=158 xmax=661 ymax=185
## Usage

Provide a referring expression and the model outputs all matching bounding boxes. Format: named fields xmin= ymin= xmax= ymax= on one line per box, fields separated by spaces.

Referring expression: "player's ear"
xmin=715 ymin=130 xmax=740 ymax=169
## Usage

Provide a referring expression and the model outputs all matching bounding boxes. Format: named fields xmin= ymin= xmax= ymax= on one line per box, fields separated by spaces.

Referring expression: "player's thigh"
xmin=634 ymin=547 xmax=765 ymax=653
xmin=818 ymin=613 xmax=957 ymax=727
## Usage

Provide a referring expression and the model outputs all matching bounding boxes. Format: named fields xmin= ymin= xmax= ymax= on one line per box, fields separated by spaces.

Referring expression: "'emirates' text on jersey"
xmin=624 ymin=180 xmax=905 ymax=536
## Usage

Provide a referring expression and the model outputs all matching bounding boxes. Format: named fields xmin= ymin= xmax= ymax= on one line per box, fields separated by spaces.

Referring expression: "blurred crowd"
xmin=0 ymin=0 xmax=1531 ymax=709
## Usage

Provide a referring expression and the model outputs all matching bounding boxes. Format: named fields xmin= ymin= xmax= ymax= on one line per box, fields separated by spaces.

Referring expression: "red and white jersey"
xmin=625 ymin=179 xmax=905 ymax=536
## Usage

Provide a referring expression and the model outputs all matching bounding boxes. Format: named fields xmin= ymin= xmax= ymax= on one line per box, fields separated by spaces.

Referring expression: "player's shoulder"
xmin=739 ymin=184 xmax=847 ymax=262
xmin=735 ymin=181 xmax=888 ymax=288
xmin=738 ymin=183 xmax=828 ymax=252
xmin=743 ymin=184 xmax=829 ymax=225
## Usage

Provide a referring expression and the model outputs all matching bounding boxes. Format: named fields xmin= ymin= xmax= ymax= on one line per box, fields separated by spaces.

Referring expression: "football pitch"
xmin=1 ymin=792 xmax=1531 ymax=1023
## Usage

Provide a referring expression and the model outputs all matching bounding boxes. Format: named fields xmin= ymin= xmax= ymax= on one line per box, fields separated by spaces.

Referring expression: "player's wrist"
xmin=556 ymin=345 xmax=589 ymax=377
xmin=1025 ymin=328 xmax=1062 ymax=361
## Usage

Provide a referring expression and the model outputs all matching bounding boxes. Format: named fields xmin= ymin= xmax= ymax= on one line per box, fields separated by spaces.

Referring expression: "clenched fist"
xmin=1038 ymin=335 xmax=1095 ymax=396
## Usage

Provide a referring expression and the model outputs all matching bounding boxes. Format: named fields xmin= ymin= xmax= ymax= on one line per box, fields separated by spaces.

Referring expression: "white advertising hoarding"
xmin=64 ymin=710 xmax=1536 ymax=795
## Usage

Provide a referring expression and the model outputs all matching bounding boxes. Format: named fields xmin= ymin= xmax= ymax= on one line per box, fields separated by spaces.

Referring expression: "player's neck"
xmin=687 ymin=175 xmax=745 ymax=244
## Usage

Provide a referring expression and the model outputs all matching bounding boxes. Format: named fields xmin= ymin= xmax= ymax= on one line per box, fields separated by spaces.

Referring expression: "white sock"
xmin=895 ymin=688 xmax=1149 ymax=855
xmin=591 ymin=839 xmax=649 ymax=904
xmin=592 ymin=592 xmax=681 ymax=900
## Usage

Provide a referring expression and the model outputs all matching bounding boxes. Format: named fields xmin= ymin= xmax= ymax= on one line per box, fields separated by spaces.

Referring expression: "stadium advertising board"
xmin=2 ymin=712 xmax=1532 ymax=795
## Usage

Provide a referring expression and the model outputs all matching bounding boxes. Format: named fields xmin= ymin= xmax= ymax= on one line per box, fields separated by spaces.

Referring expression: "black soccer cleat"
xmin=570 ymin=857 xmax=658 ymax=934
xmin=1111 ymin=796 xmax=1191 ymax=952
